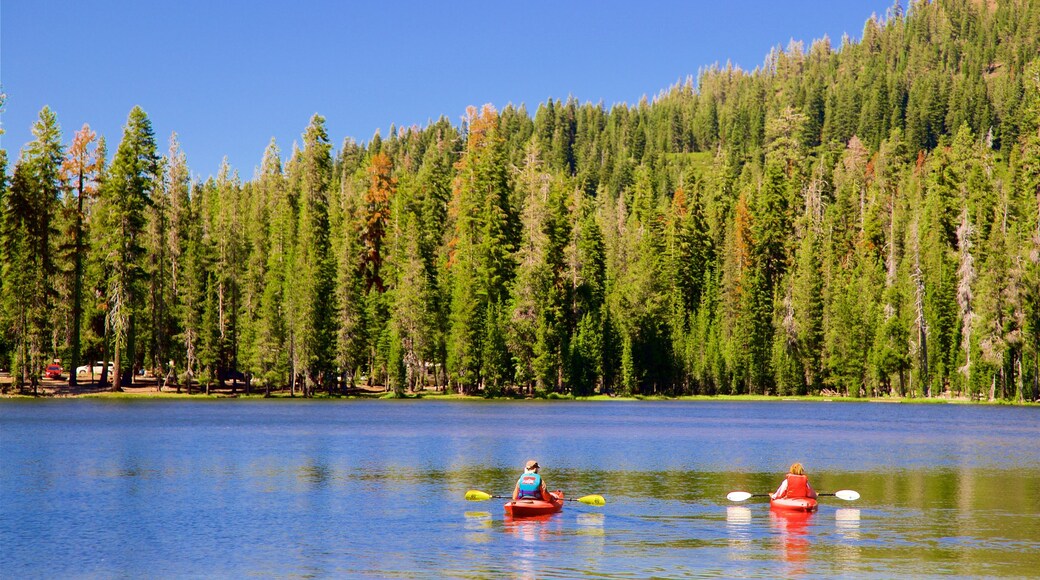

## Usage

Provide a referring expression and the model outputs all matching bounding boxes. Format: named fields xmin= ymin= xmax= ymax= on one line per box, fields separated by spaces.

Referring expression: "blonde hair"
xmin=789 ymin=463 xmax=805 ymax=476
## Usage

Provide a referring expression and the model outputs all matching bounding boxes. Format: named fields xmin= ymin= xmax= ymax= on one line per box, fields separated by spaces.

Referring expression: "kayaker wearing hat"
xmin=771 ymin=462 xmax=818 ymax=501
xmin=513 ymin=460 xmax=552 ymax=501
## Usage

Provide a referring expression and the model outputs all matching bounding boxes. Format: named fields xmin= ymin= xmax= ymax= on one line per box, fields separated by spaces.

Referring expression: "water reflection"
xmin=575 ymin=512 xmax=606 ymax=541
xmin=3 ymin=401 xmax=1040 ymax=578
xmin=576 ymin=512 xmax=605 ymax=530
xmin=503 ymin=513 xmax=562 ymax=541
xmin=726 ymin=506 xmax=752 ymax=526
xmin=503 ymin=516 xmax=564 ymax=580
xmin=463 ymin=511 xmax=493 ymax=545
xmin=297 ymin=461 xmax=332 ymax=487
xmin=770 ymin=509 xmax=813 ymax=574
xmin=835 ymin=508 xmax=861 ymax=533
xmin=833 ymin=508 xmax=862 ymax=571
xmin=725 ymin=506 xmax=754 ymax=557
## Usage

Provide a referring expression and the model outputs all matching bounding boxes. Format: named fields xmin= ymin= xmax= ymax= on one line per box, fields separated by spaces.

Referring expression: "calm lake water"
xmin=1 ymin=400 xmax=1038 ymax=578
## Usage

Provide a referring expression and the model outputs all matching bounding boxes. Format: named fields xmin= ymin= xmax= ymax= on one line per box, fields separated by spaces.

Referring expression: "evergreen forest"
xmin=2 ymin=0 xmax=1039 ymax=401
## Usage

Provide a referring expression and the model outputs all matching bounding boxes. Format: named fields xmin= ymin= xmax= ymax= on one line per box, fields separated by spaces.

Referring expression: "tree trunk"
xmin=1034 ymin=352 xmax=1039 ymax=402
xmin=124 ymin=315 xmax=136 ymax=387
xmin=100 ymin=337 xmax=110 ymax=387
xmin=112 ymin=336 xmax=123 ymax=392
xmin=17 ymin=307 xmax=28 ymax=392
xmin=69 ymin=172 xmax=85 ymax=389
xmin=1016 ymin=355 xmax=1023 ymax=403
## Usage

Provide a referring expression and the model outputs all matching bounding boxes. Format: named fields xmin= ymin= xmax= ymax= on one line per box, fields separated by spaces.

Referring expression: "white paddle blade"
xmin=727 ymin=491 xmax=753 ymax=502
xmin=834 ymin=489 xmax=860 ymax=501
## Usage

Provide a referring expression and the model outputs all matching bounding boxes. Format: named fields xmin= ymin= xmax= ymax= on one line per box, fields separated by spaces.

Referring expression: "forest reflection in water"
xmin=1 ymin=400 xmax=1037 ymax=577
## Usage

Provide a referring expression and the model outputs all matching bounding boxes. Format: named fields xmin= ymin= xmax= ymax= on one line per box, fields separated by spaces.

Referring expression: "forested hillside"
xmin=2 ymin=0 xmax=1039 ymax=400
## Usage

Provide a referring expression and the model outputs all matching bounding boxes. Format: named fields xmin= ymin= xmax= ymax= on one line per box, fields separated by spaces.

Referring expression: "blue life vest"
xmin=516 ymin=472 xmax=542 ymax=499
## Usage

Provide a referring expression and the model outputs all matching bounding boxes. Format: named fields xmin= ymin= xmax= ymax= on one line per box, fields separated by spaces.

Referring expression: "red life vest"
xmin=784 ymin=474 xmax=810 ymax=498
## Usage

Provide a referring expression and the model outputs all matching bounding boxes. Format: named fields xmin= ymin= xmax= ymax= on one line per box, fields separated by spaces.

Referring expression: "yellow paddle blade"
xmin=465 ymin=490 xmax=493 ymax=501
xmin=577 ymin=494 xmax=606 ymax=506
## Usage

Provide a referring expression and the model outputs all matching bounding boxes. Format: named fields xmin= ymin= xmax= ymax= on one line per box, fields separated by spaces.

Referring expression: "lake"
xmin=1 ymin=400 xmax=1038 ymax=578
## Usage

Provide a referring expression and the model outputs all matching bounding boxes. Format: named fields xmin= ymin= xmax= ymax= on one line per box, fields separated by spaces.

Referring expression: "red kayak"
xmin=770 ymin=496 xmax=818 ymax=512
xmin=505 ymin=490 xmax=564 ymax=517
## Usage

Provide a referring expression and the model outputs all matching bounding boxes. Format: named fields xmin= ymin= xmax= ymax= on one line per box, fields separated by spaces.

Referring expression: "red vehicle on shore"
xmin=44 ymin=364 xmax=64 ymax=379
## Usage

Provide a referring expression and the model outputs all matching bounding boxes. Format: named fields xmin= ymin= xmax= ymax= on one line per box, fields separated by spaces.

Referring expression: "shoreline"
xmin=1 ymin=375 xmax=1035 ymax=406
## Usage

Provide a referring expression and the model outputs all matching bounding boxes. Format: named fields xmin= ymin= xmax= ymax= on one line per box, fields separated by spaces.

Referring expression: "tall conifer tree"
xmin=289 ymin=114 xmax=335 ymax=394
xmin=59 ymin=125 xmax=101 ymax=388
xmin=2 ymin=107 xmax=63 ymax=393
xmin=96 ymin=106 xmax=157 ymax=390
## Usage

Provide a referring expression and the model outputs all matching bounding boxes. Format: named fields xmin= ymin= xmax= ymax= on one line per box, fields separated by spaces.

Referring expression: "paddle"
xmin=820 ymin=490 xmax=860 ymax=500
xmin=727 ymin=489 xmax=860 ymax=502
xmin=726 ymin=492 xmax=769 ymax=501
xmin=465 ymin=490 xmax=606 ymax=506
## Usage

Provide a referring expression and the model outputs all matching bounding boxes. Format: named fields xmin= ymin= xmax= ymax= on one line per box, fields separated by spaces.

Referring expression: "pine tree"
xmin=610 ymin=165 xmax=670 ymax=395
xmin=508 ymin=146 xmax=570 ymax=392
xmin=825 ymin=246 xmax=883 ymax=397
xmin=390 ymin=212 xmax=439 ymax=393
xmin=920 ymin=148 xmax=960 ymax=396
xmin=176 ymin=183 xmax=207 ymax=393
xmin=164 ymin=135 xmax=192 ymax=390
xmin=532 ymin=178 xmax=570 ymax=392
xmin=198 ymin=270 xmax=219 ymax=392
xmin=2 ymin=167 xmax=34 ymax=391
xmin=446 ymin=244 xmax=481 ymax=392
xmin=1017 ymin=61 xmax=1040 ymax=401
xmin=481 ymin=300 xmax=511 ymax=394
xmin=974 ymin=200 xmax=1014 ymax=400
xmin=792 ymin=226 xmax=824 ymax=393
xmin=237 ymin=146 xmax=275 ymax=394
xmin=506 ymin=146 xmax=549 ymax=391
xmin=254 ymin=141 xmax=292 ymax=393
xmin=96 ymin=106 xmax=158 ymax=390
xmin=200 ymin=161 xmax=244 ymax=389
xmin=447 ymin=105 xmax=518 ymax=393
xmin=955 ymin=207 xmax=977 ymax=396
xmin=287 ymin=114 xmax=336 ymax=395
xmin=77 ymin=137 xmax=113 ymax=387
xmin=1 ymin=107 xmax=64 ymax=393
xmin=59 ymin=125 xmax=101 ymax=388
xmin=569 ymin=200 xmax=607 ymax=396
xmin=141 ymin=136 xmax=175 ymax=385
xmin=0 ymin=147 xmax=8 ymax=382
xmin=721 ymin=190 xmax=753 ymax=394
xmin=363 ymin=152 xmax=395 ymax=293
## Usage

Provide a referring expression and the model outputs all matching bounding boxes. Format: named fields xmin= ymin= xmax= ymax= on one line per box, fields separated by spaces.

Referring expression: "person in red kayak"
xmin=512 ymin=460 xmax=553 ymax=501
xmin=771 ymin=462 xmax=818 ymax=500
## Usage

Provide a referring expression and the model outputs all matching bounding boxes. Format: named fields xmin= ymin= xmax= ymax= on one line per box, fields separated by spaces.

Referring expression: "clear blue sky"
xmin=2 ymin=1 xmax=893 ymax=179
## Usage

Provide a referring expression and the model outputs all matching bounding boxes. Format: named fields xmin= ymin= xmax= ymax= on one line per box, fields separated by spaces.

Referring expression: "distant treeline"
xmin=2 ymin=0 xmax=1038 ymax=399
